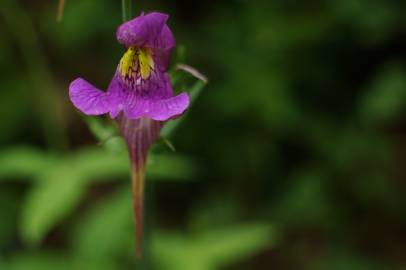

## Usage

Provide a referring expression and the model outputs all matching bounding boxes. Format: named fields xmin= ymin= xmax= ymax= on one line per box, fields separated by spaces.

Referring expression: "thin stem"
xmin=131 ymin=161 xmax=145 ymax=258
xmin=117 ymin=116 xmax=162 ymax=265
xmin=56 ymin=0 xmax=65 ymax=22
xmin=122 ymin=0 xmax=132 ymax=22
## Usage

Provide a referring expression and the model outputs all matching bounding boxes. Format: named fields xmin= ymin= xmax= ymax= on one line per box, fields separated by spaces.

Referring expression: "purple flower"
xmin=69 ymin=11 xmax=189 ymax=121
xmin=69 ymin=12 xmax=190 ymax=257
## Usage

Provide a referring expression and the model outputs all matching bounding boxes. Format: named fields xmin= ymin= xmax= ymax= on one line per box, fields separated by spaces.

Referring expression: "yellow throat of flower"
xmin=120 ymin=46 xmax=154 ymax=81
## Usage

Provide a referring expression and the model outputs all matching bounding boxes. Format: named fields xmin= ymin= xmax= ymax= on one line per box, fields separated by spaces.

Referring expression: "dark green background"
xmin=1 ymin=0 xmax=406 ymax=269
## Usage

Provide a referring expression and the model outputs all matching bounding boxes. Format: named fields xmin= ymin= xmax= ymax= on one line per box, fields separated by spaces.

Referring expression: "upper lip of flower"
xmin=69 ymin=11 xmax=189 ymax=121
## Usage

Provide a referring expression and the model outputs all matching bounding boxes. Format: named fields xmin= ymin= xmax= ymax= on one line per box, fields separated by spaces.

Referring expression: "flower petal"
xmin=117 ymin=12 xmax=168 ymax=48
xmin=106 ymin=75 xmax=127 ymax=118
xmin=152 ymin=25 xmax=175 ymax=70
xmin=147 ymin=92 xmax=190 ymax=121
xmin=124 ymin=92 xmax=190 ymax=121
xmin=69 ymin=78 xmax=110 ymax=115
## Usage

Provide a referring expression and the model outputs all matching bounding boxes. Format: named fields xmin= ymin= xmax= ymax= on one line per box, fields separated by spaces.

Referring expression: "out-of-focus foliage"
xmin=1 ymin=0 xmax=406 ymax=269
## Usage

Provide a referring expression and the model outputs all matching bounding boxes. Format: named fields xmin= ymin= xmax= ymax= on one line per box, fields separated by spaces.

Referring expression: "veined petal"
xmin=69 ymin=78 xmax=110 ymax=115
xmin=124 ymin=92 xmax=189 ymax=121
xmin=117 ymin=12 xmax=168 ymax=48
xmin=152 ymin=25 xmax=175 ymax=70
xmin=106 ymin=75 xmax=127 ymax=118
xmin=120 ymin=70 xmax=189 ymax=121
xmin=147 ymin=92 xmax=190 ymax=120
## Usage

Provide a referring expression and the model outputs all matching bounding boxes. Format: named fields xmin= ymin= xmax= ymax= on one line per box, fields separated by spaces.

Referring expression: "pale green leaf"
xmin=72 ymin=187 xmax=133 ymax=259
xmin=0 ymin=147 xmax=56 ymax=181
xmin=152 ymin=223 xmax=275 ymax=270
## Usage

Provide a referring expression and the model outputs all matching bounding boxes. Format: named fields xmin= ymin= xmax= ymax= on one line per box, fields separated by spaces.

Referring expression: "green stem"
xmin=122 ymin=0 xmax=132 ymax=22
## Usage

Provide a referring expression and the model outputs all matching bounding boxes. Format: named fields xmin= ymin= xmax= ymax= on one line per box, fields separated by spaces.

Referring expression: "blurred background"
xmin=1 ymin=0 xmax=406 ymax=269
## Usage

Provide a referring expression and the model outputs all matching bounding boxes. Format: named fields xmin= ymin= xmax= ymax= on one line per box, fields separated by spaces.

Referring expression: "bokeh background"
xmin=1 ymin=0 xmax=406 ymax=269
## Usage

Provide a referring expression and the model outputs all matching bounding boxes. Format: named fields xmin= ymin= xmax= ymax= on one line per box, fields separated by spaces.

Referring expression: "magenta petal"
xmin=69 ymin=78 xmax=110 ymax=115
xmin=124 ymin=92 xmax=190 ymax=121
xmin=106 ymin=75 xmax=126 ymax=118
xmin=147 ymin=92 xmax=190 ymax=120
xmin=153 ymin=25 xmax=175 ymax=70
xmin=117 ymin=12 xmax=169 ymax=48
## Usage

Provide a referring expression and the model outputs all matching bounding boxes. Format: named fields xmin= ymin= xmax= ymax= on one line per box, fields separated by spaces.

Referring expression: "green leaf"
xmin=83 ymin=116 xmax=117 ymax=141
xmin=17 ymin=146 xmax=197 ymax=245
xmin=159 ymin=136 xmax=177 ymax=152
xmin=20 ymin=147 xmax=130 ymax=245
xmin=0 ymin=252 xmax=120 ymax=270
xmin=152 ymin=223 xmax=276 ymax=270
xmin=72 ymin=187 xmax=133 ymax=259
xmin=0 ymin=253 xmax=73 ymax=270
xmin=359 ymin=65 xmax=406 ymax=125
xmin=0 ymin=147 xmax=56 ymax=181
xmin=147 ymin=154 xmax=199 ymax=180
xmin=161 ymin=80 xmax=206 ymax=138
xmin=20 ymin=162 xmax=87 ymax=245
xmin=272 ymin=169 xmax=335 ymax=227
xmin=313 ymin=251 xmax=386 ymax=270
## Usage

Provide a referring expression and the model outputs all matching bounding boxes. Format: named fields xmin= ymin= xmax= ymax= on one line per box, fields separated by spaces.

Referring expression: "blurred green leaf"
xmin=21 ymin=167 xmax=86 ymax=245
xmin=161 ymin=80 xmax=206 ymax=138
xmin=83 ymin=116 xmax=117 ymax=141
xmin=0 ymin=147 xmax=56 ymax=180
xmin=8 ymin=146 xmax=197 ymax=244
xmin=18 ymin=148 xmax=128 ymax=245
xmin=359 ymin=65 xmax=406 ymax=125
xmin=43 ymin=0 xmax=119 ymax=49
xmin=147 ymin=154 xmax=199 ymax=180
xmin=72 ymin=187 xmax=133 ymax=259
xmin=152 ymin=223 xmax=275 ymax=270
xmin=272 ymin=168 xmax=334 ymax=227
xmin=331 ymin=0 xmax=399 ymax=44
xmin=159 ymin=136 xmax=177 ymax=152
xmin=313 ymin=251 xmax=386 ymax=270
xmin=82 ymin=116 xmax=127 ymax=153
xmin=0 ymin=253 xmax=72 ymax=270
xmin=0 ymin=252 xmax=120 ymax=270
xmin=0 ymin=190 xmax=20 ymax=247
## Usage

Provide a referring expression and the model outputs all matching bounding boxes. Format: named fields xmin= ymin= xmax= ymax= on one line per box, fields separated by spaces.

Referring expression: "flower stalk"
xmin=56 ymin=0 xmax=65 ymax=22
xmin=117 ymin=116 xmax=162 ymax=257
xmin=122 ymin=0 xmax=132 ymax=22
